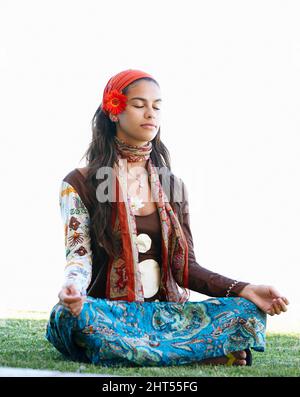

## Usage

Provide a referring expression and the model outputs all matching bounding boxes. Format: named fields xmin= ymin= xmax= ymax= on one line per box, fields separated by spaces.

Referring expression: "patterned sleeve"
xmin=59 ymin=180 xmax=93 ymax=295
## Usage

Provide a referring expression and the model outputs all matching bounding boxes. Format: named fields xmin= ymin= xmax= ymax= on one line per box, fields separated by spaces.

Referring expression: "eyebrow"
xmin=129 ymin=97 xmax=162 ymax=102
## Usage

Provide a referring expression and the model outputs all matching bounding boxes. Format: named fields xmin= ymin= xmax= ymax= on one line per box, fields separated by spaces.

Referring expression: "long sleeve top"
xmin=59 ymin=180 xmax=93 ymax=295
xmin=59 ymin=168 xmax=250 ymax=298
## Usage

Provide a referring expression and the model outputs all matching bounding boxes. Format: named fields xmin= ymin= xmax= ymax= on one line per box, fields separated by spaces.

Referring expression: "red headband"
xmin=101 ymin=69 xmax=156 ymax=116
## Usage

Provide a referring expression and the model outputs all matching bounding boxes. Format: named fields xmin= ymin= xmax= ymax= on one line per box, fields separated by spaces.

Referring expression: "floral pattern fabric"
xmin=46 ymin=296 xmax=266 ymax=367
xmin=59 ymin=181 xmax=92 ymax=295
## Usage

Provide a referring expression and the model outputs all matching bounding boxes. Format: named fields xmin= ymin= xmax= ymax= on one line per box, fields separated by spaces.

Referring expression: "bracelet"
xmin=225 ymin=280 xmax=239 ymax=297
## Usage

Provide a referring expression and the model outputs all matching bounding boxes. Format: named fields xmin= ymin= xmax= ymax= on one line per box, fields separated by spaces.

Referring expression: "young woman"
xmin=46 ymin=69 xmax=289 ymax=367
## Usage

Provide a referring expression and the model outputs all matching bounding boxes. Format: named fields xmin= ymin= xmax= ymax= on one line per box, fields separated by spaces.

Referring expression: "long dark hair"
xmin=81 ymin=77 xmax=185 ymax=257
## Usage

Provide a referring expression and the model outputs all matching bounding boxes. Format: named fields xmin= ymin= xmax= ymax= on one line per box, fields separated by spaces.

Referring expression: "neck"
xmin=116 ymin=133 xmax=148 ymax=148
xmin=114 ymin=135 xmax=152 ymax=165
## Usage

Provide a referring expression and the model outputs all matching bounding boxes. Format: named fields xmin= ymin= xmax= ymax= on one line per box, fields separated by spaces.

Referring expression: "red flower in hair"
xmin=102 ymin=89 xmax=127 ymax=115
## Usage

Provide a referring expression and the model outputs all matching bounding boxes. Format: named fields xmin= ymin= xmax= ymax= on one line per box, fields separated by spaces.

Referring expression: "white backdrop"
xmin=1 ymin=0 xmax=299 ymax=332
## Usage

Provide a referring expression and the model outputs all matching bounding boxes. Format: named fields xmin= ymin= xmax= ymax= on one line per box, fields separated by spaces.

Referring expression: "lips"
xmin=141 ymin=124 xmax=156 ymax=127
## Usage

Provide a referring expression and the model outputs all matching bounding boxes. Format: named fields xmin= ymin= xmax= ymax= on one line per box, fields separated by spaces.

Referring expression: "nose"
xmin=144 ymin=107 xmax=156 ymax=119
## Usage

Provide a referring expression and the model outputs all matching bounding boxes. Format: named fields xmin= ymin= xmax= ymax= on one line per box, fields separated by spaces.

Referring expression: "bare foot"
xmin=199 ymin=350 xmax=247 ymax=366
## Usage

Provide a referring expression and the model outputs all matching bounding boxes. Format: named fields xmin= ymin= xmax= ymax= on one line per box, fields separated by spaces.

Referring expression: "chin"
xmin=142 ymin=130 xmax=157 ymax=138
xmin=134 ymin=135 xmax=153 ymax=143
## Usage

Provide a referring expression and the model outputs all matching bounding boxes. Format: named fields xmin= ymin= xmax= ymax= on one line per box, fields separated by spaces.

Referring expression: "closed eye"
xmin=134 ymin=106 xmax=160 ymax=110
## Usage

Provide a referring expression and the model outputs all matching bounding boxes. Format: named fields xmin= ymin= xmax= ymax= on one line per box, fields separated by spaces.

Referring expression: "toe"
xmin=232 ymin=350 xmax=246 ymax=360
xmin=234 ymin=358 xmax=246 ymax=366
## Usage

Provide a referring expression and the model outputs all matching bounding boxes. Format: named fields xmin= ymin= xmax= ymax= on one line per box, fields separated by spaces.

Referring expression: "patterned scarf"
xmin=114 ymin=135 xmax=153 ymax=162
xmin=105 ymin=136 xmax=189 ymax=302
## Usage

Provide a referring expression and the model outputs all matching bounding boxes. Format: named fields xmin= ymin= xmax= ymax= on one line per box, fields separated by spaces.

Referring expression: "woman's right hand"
xmin=58 ymin=284 xmax=85 ymax=316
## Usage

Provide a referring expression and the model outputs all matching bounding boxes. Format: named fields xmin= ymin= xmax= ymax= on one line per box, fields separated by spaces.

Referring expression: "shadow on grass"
xmin=0 ymin=318 xmax=299 ymax=377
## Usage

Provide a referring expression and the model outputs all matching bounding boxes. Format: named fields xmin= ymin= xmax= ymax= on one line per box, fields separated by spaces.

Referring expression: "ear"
xmin=109 ymin=114 xmax=119 ymax=123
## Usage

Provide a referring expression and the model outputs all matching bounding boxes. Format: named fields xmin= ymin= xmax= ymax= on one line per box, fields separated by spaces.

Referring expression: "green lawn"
xmin=0 ymin=317 xmax=299 ymax=377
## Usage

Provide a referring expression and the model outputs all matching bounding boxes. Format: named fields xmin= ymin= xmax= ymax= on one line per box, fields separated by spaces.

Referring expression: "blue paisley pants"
xmin=45 ymin=296 xmax=266 ymax=367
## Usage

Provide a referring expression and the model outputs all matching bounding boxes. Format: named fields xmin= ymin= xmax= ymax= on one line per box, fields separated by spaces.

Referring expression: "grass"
xmin=0 ymin=317 xmax=299 ymax=377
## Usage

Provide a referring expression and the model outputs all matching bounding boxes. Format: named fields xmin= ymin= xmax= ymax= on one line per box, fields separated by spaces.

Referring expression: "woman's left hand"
xmin=239 ymin=284 xmax=289 ymax=316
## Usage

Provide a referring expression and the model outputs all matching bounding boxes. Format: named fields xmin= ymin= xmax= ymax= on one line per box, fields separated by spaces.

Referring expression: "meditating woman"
xmin=46 ymin=69 xmax=289 ymax=367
